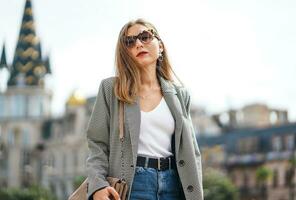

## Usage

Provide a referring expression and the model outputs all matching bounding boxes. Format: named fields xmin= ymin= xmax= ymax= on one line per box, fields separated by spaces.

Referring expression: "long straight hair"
xmin=114 ymin=18 xmax=182 ymax=104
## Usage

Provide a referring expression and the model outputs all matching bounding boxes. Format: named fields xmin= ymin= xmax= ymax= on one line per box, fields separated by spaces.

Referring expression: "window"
xmin=16 ymin=73 xmax=26 ymax=87
xmin=7 ymin=129 xmax=14 ymax=146
xmin=0 ymin=95 xmax=6 ymax=118
xmin=49 ymin=153 xmax=55 ymax=168
xmin=238 ymin=137 xmax=258 ymax=154
xmin=11 ymin=96 xmax=17 ymax=116
xmin=272 ymin=136 xmax=282 ymax=152
xmin=285 ymin=168 xmax=293 ymax=186
xmin=243 ymin=171 xmax=250 ymax=187
xmin=8 ymin=127 xmax=21 ymax=146
xmin=273 ymin=169 xmax=278 ymax=188
xmin=219 ymin=112 xmax=229 ymax=125
xmin=65 ymin=113 xmax=76 ymax=134
xmin=62 ymin=154 xmax=66 ymax=175
xmin=22 ymin=150 xmax=31 ymax=166
xmin=10 ymin=95 xmax=26 ymax=117
xmin=278 ymin=112 xmax=287 ymax=122
xmin=0 ymin=150 xmax=8 ymax=179
xmin=236 ymin=111 xmax=244 ymax=123
xmin=28 ymin=95 xmax=42 ymax=117
xmin=22 ymin=129 xmax=30 ymax=147
xmin=284 ymin=135 xmax=294 ymax=151
xmin=269 ymin=112 xmax=278 ymax=124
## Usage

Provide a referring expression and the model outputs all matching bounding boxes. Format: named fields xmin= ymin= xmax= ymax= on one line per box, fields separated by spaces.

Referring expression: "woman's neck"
xmin=140 ymin=66 xmax=159 ymax=89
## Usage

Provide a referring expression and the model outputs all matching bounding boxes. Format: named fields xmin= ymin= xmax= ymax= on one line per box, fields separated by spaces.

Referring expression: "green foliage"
xmin=289 ymin=158 xmax=296 ymax=167
xmin=73 ymin=175 xmax=86 ymax=189
xmin=0 ymin=185 xmax=57 ymax=200
xmin=255 ymin=166 xmax=272 ymax=184
xmin=203 ymin=168 xmax=239 ymax=200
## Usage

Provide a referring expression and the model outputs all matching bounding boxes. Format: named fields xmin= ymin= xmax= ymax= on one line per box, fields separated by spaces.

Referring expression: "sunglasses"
xmin=124 ymin=29 xmax=157 ymax=48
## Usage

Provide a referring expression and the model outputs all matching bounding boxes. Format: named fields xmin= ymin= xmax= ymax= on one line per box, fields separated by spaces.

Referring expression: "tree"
xmin=203 ymin=168 xmax=239 ymax=200
xmin=255 ymin=166 xmax=273 ymax=200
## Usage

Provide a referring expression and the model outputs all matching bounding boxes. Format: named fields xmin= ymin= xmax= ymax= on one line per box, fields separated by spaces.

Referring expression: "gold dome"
xmin=66 ymin=91 xmax=86 ymax=106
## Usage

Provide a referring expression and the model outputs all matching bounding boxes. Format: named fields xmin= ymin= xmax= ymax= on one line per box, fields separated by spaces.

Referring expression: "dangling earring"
xmin=158 ymin=52 xmax=163 ymax=62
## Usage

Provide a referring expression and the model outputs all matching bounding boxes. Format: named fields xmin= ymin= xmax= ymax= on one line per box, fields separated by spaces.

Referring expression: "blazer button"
xmin=187 ymin=185 xmax=194 ymax=192
xmin=178 ymin=160 xmax=185 ymax=167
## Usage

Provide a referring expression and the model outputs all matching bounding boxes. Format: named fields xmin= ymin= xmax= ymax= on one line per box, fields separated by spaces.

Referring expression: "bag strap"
xmin=119 ymin=101 xmax=124 ymax=140
xmin=118 ymin=101 xmax=125 ymax=181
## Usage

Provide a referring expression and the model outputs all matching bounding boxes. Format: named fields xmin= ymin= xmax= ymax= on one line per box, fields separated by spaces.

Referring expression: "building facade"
xmin=212 ymin=103 xmax=289 ymax=132
xmin=199 ymin=123 xmax=296 ymax=200
xmin=41 ymin=93 xmax=92 ymax=200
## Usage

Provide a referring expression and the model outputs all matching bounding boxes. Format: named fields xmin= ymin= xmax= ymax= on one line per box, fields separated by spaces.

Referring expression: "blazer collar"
xmin=157 ymin=75 xmax=177 ymax=95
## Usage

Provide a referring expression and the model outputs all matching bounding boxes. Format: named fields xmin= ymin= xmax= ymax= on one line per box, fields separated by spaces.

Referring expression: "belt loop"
xmin=144 ymin=157 xmax=149 ymax=168
xmin=158 ymin=157 xmax=161 ymax=170
xmin=169 ymin=157 xmax=171 ymax=170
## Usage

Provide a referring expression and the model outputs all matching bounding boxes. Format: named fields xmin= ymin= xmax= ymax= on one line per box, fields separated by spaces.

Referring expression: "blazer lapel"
xmin=124 ymin=75 xmax=184 ymax=164
xmin=124 ymin=97 xmax=141 ymax=163
xmin=158 ymin=76 xmax=184 ymax=155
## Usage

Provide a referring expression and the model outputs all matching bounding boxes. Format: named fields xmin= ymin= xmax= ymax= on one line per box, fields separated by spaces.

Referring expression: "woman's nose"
xmin=135 ymin=38 xmax=143 ymax=48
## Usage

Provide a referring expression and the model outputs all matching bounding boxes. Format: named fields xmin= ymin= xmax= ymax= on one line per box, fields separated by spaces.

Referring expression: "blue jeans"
xmin=130 ymin=166 xmax=186 ymax=200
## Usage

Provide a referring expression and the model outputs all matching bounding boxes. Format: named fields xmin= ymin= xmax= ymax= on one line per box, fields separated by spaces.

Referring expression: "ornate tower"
xmin=3 ymin=0 xmax=51 ymax=87
xmin=0 ymin=0 xmax=52 ymax=188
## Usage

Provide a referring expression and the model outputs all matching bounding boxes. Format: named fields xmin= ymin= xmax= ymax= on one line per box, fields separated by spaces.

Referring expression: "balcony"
xmin=226 ymin=153 xmax=265 ymax=167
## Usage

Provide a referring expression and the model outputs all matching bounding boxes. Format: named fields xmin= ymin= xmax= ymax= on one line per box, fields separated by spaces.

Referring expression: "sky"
xmin=0 ymin=0 xmax=296 ymax=121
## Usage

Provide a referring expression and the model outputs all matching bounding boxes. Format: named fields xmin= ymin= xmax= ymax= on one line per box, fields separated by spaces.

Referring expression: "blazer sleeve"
xmin=86 ymin=79 xmax=111 ymax=199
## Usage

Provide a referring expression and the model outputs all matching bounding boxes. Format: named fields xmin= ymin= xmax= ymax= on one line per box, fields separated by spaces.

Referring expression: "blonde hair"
xmin=114 ymin=18 xmax=182 ymax=104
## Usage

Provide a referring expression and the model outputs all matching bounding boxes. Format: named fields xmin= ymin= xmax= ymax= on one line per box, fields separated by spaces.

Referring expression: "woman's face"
xmin=126 ymin=24 xmax=163 ymax=68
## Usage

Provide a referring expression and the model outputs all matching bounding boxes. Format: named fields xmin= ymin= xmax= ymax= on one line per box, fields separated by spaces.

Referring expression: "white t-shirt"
xmin=137 ymin=97 xmax=175 ymax=158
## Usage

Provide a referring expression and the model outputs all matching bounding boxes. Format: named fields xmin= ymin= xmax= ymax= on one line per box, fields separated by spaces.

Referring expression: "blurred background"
xmin=0 ymin=0 xmax=295 ymax=199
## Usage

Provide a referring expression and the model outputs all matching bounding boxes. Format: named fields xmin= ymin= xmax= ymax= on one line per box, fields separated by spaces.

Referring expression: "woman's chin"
xmin=136 ymin=60 xmax=157 ymax=68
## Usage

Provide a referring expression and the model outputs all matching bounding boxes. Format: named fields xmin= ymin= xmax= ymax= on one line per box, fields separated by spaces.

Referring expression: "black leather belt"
xmin=136 ymin=155 xmax=176 ymax=171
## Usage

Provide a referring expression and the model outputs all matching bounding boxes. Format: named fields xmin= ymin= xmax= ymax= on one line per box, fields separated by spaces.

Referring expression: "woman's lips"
xmin=136 ymin=52 xmax=148 ymax=57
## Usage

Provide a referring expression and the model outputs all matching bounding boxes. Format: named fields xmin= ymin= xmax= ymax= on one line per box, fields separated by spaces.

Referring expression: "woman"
xmin=86 ymin=18 xmax=203 ymax=200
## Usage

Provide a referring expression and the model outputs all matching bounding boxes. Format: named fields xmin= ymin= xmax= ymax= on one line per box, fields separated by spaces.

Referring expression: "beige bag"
xmin=67 ymin=177 xmax=128 ymax=200
xmin=68 ymin=101 xmax=128 ymax=200
xmin=106 ymin=177 xmax=128 ymax=200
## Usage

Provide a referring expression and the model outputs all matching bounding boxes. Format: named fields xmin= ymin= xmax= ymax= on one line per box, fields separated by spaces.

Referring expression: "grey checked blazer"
xmin=86 ymin=75 xmax=203 ymax=200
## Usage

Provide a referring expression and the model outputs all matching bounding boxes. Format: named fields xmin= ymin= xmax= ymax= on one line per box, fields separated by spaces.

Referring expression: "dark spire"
xmin=44 ymin=55 xmax=52 ymax=74
xmin=7 ymin=0 xmax=51 ymax=87
xmin=0 ymin=43 xmax=8 ymax=70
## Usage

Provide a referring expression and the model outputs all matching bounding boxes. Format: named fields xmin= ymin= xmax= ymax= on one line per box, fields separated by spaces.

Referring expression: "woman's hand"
xmin=93 ymin=186 xmax=121 ymax=200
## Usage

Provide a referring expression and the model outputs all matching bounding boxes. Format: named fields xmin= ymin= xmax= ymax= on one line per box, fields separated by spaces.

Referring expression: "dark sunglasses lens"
xmin=140 ymin=31 xmax=153 ymax=43
xmin=125 ymin=37 xmax=136 ymax=47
